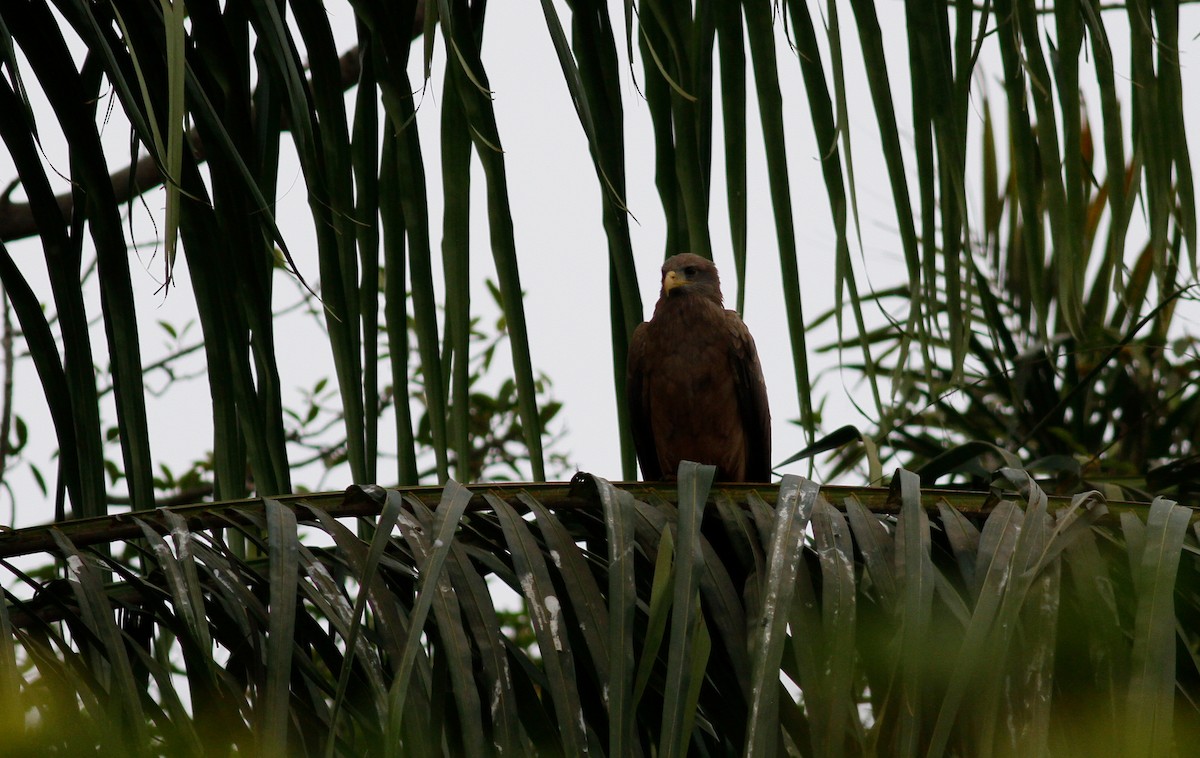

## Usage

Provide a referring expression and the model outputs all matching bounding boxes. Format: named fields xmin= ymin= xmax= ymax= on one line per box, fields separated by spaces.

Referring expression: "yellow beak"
xmin=663 ymin=270 xmax=686 ymax=292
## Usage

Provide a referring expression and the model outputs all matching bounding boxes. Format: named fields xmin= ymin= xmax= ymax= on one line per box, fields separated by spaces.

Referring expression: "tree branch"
xmin=0 ymin=5 xmax=425 ymax=245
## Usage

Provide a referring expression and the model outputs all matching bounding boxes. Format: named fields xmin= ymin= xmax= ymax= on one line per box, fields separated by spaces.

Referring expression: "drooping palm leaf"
xmin=2 ymin=465 xmax=1198 ymax=754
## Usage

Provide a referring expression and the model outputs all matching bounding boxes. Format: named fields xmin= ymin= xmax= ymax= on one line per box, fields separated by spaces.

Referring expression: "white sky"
xmin=1 ymin=1 xmax=1198 ymax=526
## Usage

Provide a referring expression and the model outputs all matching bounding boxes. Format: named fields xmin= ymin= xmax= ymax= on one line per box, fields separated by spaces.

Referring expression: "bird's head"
xmin=660 ymin=253 xmax=723 ymax=305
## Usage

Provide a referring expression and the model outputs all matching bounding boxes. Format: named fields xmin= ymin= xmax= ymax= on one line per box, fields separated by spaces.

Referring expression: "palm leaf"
xmin=0 ymin=469 xmax=1193 ymax=754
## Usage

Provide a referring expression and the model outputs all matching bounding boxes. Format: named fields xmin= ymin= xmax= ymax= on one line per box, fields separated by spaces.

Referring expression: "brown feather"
xmin=626 ymin=254 xmax=771 ymax=482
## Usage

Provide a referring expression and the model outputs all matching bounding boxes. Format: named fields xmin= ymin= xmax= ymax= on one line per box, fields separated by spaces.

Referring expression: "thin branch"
xmin=0 ymin=46 xmax=363 ymax=243
xmin=0 ymin=0 xmax=429 ymax=245
xmin=105 ymin=483 xmax=215 ymax=508
xmin=96 ymin=340 xmax=205 ymax=396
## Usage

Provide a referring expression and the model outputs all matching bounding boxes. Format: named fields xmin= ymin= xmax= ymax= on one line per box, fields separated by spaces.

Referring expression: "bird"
xmin=626 ymin=253 xmax=771 ymax=482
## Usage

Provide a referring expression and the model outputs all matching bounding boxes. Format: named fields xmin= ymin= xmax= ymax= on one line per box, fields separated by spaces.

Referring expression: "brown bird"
xmin=626 ymin=253 xmax=771 ymax=482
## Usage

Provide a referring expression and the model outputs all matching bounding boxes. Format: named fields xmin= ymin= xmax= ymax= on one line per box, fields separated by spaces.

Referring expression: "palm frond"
xmin=3 ymin=466 xmax=1198 ymax=754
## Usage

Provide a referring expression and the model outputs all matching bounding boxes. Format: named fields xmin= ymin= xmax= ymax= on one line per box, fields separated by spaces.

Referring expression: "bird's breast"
xmin=642 ymin=301 xmax=742 ymax=434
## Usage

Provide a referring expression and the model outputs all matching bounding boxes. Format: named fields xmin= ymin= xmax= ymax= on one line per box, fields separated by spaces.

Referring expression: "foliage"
xmin=0 ymin=463 xmax=1197 ymax=755
xmin=276 ymin=277 xmax=571 ymax=487
xmin=818 ymin=103 xmax=1200 ymax=502
xmin=86 ymin=275 xmax=570 ymax=509
xmin=2 ymin=1 xmax=1196 ymax=523
xmin=0 ymin=2 xmax=1196 ymax=753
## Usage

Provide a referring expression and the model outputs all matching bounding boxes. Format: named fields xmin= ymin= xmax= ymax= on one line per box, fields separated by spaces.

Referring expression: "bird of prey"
xmin=626 ymin=253 xmax=771 ymax=482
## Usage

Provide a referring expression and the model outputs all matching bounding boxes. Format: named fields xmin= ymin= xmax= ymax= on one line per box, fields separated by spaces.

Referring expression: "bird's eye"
xmin=684 ymin=266 xmax=697 ymax=276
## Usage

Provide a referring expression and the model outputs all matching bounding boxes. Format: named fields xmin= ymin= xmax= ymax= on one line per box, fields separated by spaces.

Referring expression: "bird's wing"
xmin=626 ymin=322 xmax=662 ymax=480
xmin=727 ymin=311 xmax=772 ymax=481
